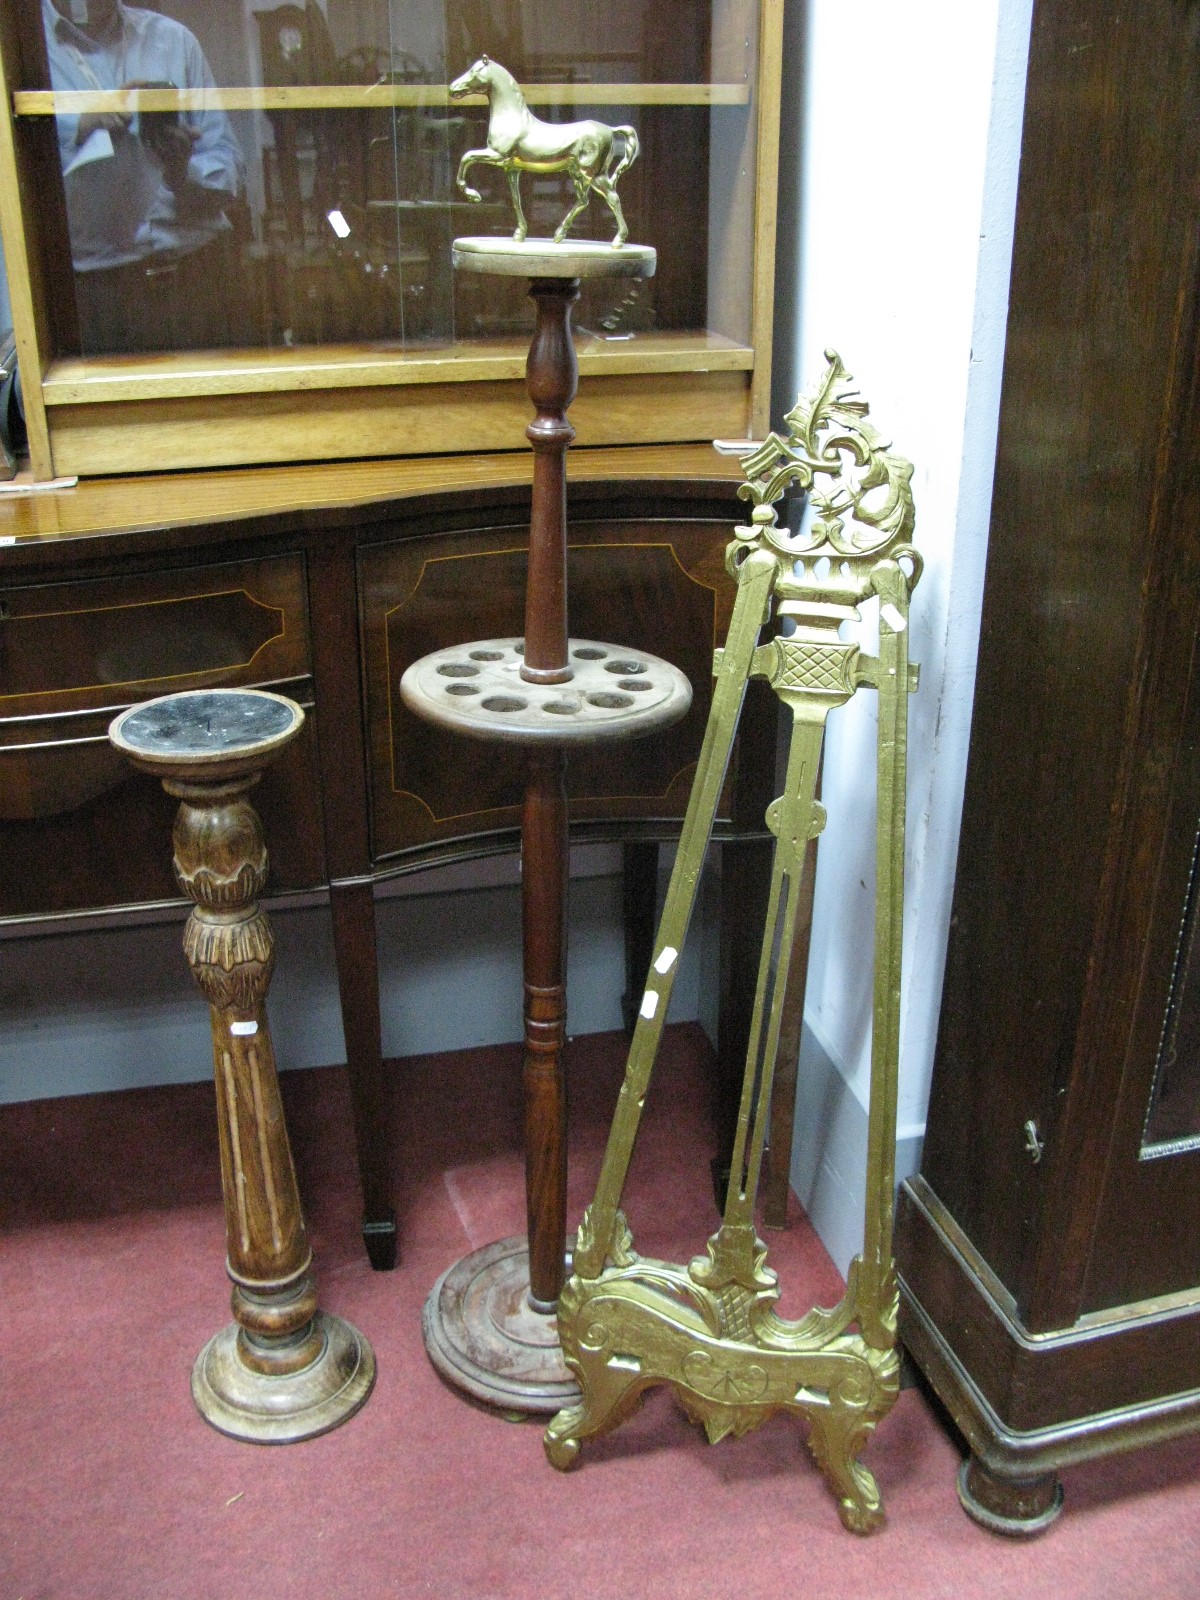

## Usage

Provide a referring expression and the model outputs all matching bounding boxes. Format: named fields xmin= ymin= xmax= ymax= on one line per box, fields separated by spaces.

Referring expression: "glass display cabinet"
xmin=0 ymin=0 xmax=781 ymax=478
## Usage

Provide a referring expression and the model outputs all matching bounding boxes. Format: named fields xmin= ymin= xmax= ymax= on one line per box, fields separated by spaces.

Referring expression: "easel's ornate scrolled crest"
xmin=727 ymin=350 xmax=920 ymax=579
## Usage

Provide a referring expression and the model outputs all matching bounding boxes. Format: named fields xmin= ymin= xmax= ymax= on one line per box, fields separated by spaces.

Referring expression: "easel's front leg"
xmin=806 ymin=1400 xmax=887 ymax=1535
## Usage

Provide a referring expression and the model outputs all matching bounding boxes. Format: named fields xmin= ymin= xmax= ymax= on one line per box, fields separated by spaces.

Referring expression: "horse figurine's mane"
xmin=449 ymin=55 xmax=639 ymax=246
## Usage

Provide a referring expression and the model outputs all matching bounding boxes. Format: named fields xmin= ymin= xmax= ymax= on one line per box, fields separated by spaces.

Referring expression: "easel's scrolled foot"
xmin=543 ymin=1420 xmax=582 ymax=1471
xmin=835 ymin=1494 xmax=886 ymax=1538
xmin=806 ymin=1409 xmax=888 ymax=1536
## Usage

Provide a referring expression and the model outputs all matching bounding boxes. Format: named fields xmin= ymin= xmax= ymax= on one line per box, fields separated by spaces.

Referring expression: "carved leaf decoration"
xmin=876 ymin=1263 xmax=900 ymax=1342
xmin=753 ymin=1259 xmax=860 ymax=1348
xmin=847 ymin=1254 xmax=901 ymax=1351
xmin=574 ymin=1204 xmax=637 ymax=1271
xmin=609 ymin=1210 xmax=637 ymax=1268
xmin=690 ymin=1224 xmax=776 ymax=1295
xmin=574 ymin=1204 xmax=599 ymax=1265
xmin=734 ymin=350 xmax=915 ymax=561
xmin=782 ymin=350 xmax=870 ymax=468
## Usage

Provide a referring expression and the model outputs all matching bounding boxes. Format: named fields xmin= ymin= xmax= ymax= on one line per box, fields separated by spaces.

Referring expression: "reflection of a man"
xmin=43 ymin=0 xmax=245 ymax=354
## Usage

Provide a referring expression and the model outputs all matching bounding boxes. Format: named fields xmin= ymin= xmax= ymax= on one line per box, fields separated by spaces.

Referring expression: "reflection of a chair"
xmin=256 ymin=2 xmax=340 ymax=250
xmin=365 ymin=133 xmax=510 ymax=341
xmin=256 ymin=26 xmax=439 ymax=342
xmin=523 ymin=51 xmax=642 ymax=81
xmin=356 ymin=55 xmax=454 ymax=343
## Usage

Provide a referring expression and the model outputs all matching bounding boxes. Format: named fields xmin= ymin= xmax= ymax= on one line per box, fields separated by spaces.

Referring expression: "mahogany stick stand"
xmin=109 ymin=688 xmax=375 ymax=1442
xmin=401 ymin=238 xmax=688 ymax=1412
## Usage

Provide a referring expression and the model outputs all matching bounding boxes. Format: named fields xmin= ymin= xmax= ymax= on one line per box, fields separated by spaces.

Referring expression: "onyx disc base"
xmin=192 ymin=1311 xmax=376 ymax=1444
xmin=452 ymin=236 xmax=656 ymax=279
xmin=423 ymin=1236 xmax=581 ymax=1415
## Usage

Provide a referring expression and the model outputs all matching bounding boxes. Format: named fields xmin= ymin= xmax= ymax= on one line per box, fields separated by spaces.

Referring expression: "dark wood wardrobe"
xmin=895 ymin=0 xmax=1200 ymax=1531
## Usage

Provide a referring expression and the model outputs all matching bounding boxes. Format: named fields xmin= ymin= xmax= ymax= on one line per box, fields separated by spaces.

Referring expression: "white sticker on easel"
xmin=231 ymin=1020 xmax=259 ymax=1036
xmin=881 ymin=603 xmax=906 ymax=633
xmin=653 ymin=946 xmax=677 ymax=975
xmin=640 ymin=990 xmax=659 ymax=1020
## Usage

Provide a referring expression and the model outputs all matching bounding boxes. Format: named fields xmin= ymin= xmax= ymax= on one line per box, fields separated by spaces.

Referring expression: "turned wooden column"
xmin=109 ymin=688 xmax=374 ymax=1443
xmin=522 ymin=743 xmax=570 ymax=1309
xmin=521 ymin=277 xmax=577 ymax=685
xmin=519 ymin=278 xmax=575 ymax=1308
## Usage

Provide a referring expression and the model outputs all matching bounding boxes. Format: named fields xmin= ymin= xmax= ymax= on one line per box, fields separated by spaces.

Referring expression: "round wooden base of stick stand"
xmin=422 ymin=1237 xmax=580 ymax=1415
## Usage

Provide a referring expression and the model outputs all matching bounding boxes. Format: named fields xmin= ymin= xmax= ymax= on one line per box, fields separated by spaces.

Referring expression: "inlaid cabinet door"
xmin=1062 ymin=326 xmax=1200 ymax=1315
xmin=359 ymin=517 xmax=750 ymax=866
xmin=0 ymin=553 xmax=325 ymax=915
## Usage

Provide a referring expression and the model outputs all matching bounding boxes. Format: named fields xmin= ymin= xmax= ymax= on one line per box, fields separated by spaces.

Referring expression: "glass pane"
xmin=32 ymin=0 xmax=755 ymax=358
xmin=1143 ymin=819 xmax=1200 ymax=1153
xmin=0 ymin=230 xmax=12 ymax=347
xmin=0 ymin=227 xmax=18 ymax=477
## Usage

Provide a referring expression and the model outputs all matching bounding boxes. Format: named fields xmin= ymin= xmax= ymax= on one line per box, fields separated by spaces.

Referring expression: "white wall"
xmin=775 ymin=0 xmax=1034 ymax=1268
xmin=0 ymin=844 xmax=718 ymax=1105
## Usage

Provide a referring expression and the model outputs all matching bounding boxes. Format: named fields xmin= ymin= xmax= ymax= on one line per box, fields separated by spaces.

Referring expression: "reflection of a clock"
xmin=256 ymin=3 xmax=336 ymax=87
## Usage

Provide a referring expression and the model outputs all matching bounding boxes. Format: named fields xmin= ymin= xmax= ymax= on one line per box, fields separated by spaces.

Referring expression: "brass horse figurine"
xmin=449 ymin=55 xmax=639 ymax=247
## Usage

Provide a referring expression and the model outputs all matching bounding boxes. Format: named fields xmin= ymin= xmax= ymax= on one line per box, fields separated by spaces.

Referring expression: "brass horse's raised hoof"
xmin=544 ymin=352 xmax=922 ymax=1533
xmin=450 ymin=55 xmax=639 ymax=246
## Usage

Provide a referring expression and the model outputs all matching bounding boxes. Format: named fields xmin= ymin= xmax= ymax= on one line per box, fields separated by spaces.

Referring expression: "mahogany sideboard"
xmin=0 ymin=444 xmax=778 ymax=1269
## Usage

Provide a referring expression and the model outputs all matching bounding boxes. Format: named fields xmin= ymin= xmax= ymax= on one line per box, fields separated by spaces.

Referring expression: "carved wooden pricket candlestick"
xmin=109 ymin=688 xmax=375 ymax=1442
xmin=400 ymin=72 xmax=690 ymax=1413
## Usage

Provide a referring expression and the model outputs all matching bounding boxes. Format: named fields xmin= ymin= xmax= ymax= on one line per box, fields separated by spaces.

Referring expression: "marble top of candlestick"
xmin=400 ymin=638 xmax=690 ymax=746
xmin=109 ymin=688 xmax=304 ymax=782
xmin=451 ymin=237 xmax=656 ymax=280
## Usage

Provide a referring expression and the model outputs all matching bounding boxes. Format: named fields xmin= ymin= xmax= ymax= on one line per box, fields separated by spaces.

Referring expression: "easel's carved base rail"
xmin=545 ymin=1255 xmax=900 ymax=1534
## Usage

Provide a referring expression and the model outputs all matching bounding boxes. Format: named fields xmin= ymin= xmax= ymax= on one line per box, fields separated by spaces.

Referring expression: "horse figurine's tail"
xmin=608 ymin=126 xmax=640 ymax=184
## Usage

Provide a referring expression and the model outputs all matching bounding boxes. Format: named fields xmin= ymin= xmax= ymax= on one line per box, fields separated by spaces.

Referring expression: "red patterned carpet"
xmin=1 ymin=1023 xmax=1197 ymax=1599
